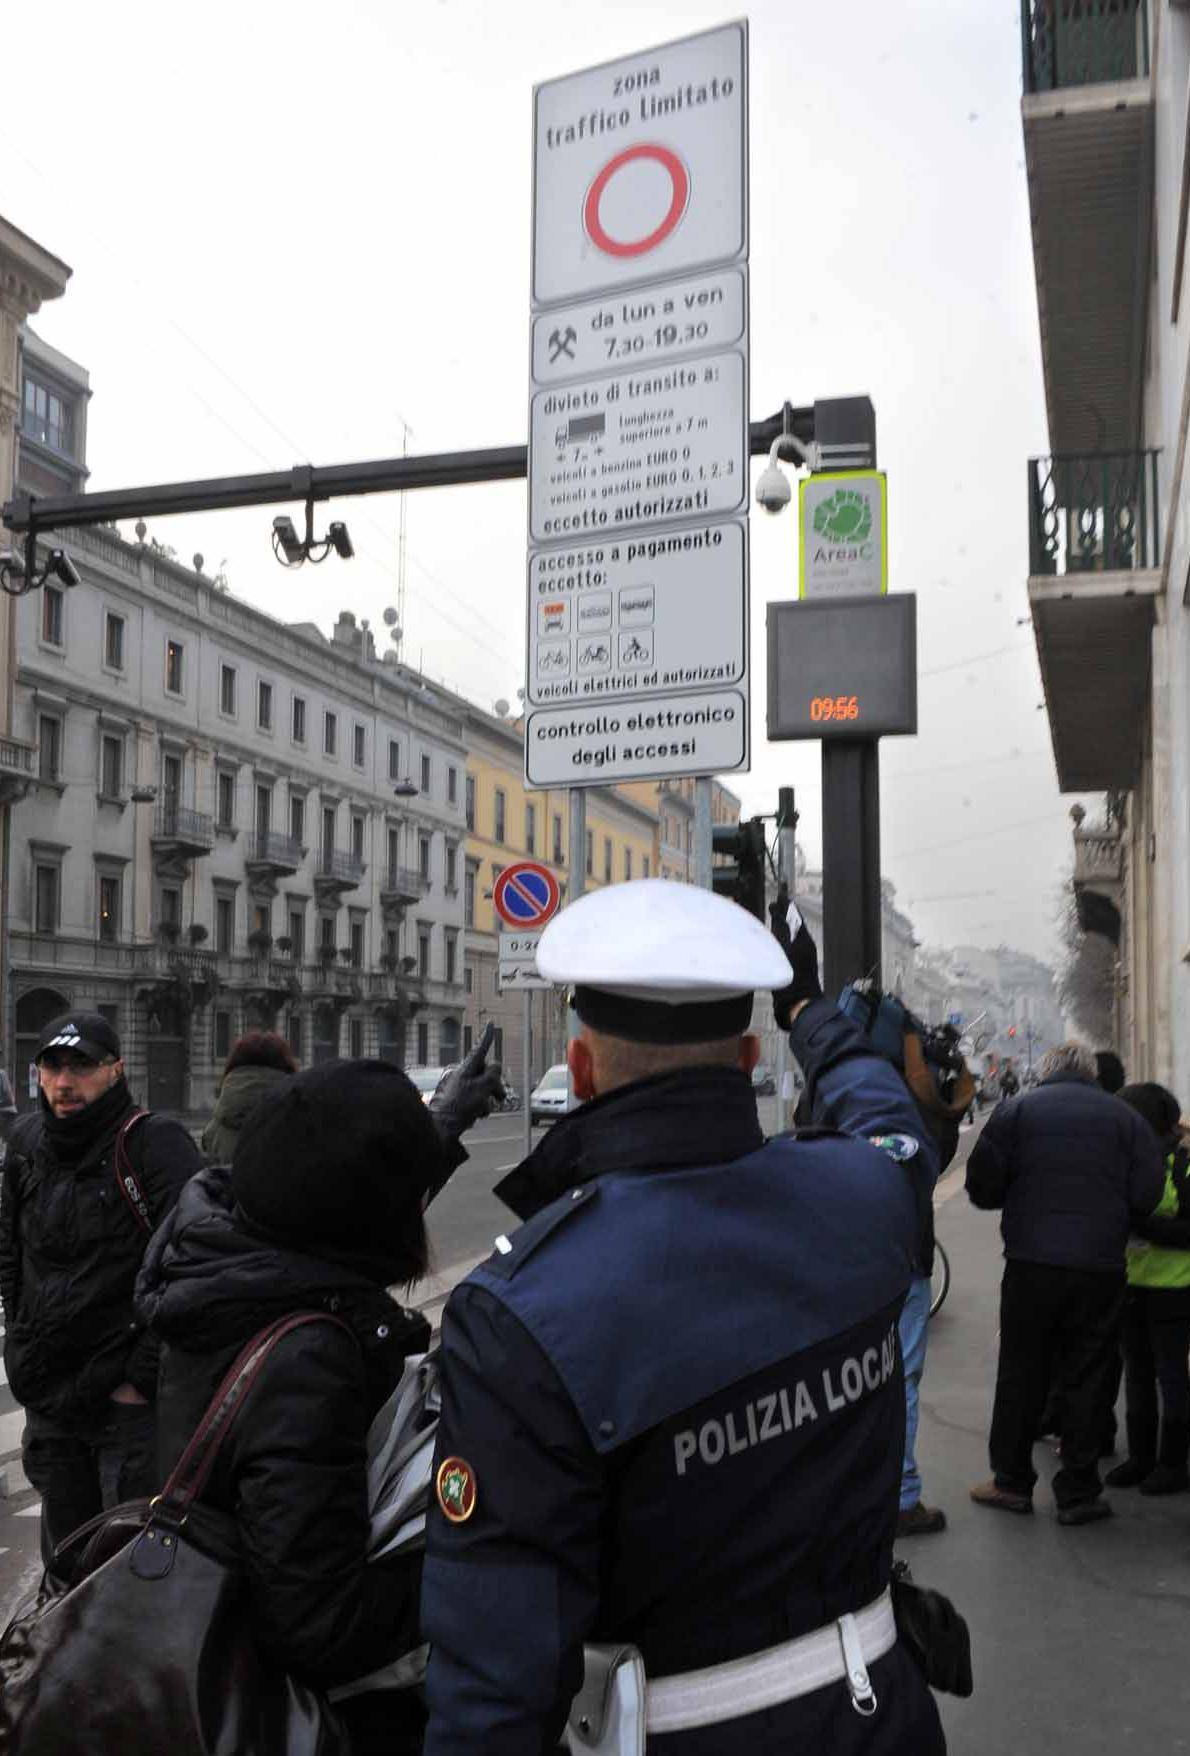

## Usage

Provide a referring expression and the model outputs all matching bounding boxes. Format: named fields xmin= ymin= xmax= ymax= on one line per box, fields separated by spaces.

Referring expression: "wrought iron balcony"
xmin=151 ymin=805 xmax=215 ymax=858
xmin=1022 ymin=0 xmax=1148 ymax=94
xmin=1027 ymin=453 xmax=1159 ymax=792
xmin=1028 ymin=451 xmax=1159 ymax=578
xmin=380 ymin=864 xmax=431 ymax=911
xmin=314 ymin=849 xmax=366 ymax=896
xmin=245 ymin=831 xmax=304 ymax=876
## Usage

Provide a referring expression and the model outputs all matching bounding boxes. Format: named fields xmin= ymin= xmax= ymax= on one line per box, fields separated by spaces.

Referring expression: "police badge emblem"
xmin=436 ymin=1455 xmax=477 ymax=1524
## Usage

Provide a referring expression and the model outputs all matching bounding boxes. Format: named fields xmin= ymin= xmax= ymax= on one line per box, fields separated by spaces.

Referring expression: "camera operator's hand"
xmin=429 ymin=1021 xmax=506 ymax=1149
xmin=769 ymin=886 xmax=822 ymax=1030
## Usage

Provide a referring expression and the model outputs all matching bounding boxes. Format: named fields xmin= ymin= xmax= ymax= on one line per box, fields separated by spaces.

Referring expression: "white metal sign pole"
xmin=694 ymin=775 xmax=712 ymax=889
xmin=523 ymin=989 xmax=533 ymax=1159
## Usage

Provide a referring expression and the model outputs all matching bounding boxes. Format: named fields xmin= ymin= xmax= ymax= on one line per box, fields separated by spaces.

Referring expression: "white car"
xmin=407 ymin=1066 xmax=451 ymax=1106
xmin=530 ymin=1063 xmax=576 ymax=1124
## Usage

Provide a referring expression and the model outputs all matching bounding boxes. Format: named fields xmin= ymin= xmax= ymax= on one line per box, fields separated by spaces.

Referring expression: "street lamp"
xmin=392 ymin=780 xmax=419 ymax=799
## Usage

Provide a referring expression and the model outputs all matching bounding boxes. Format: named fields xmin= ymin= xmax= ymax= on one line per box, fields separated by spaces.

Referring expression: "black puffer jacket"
xmin=0 ymin=1084 xmax=201 ymax=1421
xmin=966 ymin=1072 xmax=1165 ymax=1272
xmin=135 ymin=1166 xmax=430 ymax=1738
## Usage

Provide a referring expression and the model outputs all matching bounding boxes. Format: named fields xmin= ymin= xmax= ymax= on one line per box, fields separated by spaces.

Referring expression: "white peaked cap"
xmin=536 ymin=879 xmax=793 ymax=1004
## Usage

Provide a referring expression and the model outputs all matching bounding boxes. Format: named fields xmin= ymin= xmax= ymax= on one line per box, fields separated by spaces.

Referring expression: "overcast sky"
xmin=2 ymin=0 xmax=1075 ymax=963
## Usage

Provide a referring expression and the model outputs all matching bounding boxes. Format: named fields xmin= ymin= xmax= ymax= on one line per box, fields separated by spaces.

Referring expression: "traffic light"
xmin=712 ymin=818 xmax=768 ymax=921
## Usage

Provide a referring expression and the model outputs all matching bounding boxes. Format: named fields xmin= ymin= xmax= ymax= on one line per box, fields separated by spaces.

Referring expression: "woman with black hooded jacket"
xmin=135 ymin=1044 xmax=502 ymax=1755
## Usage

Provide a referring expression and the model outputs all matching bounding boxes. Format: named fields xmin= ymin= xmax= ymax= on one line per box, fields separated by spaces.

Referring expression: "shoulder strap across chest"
xmin=113 ymin=1109 xmax=152 ymax=1231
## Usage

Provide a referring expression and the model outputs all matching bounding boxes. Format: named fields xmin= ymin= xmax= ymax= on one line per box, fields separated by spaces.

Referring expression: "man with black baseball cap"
xmin=0 ymin=1010 xmax=201 ymax=1566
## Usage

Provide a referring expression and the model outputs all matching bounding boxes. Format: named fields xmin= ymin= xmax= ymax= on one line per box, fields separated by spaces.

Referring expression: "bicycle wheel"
xmin=929 ymin=1240 xmax=951 ymax=1319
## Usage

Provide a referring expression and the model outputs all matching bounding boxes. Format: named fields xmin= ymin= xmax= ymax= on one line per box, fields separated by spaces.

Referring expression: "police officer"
xmin=421 ymin=881 xmax=946 ymax=1754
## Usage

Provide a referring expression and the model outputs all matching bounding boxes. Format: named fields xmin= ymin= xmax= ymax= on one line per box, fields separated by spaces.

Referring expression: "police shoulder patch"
xmin=436 ymin=1455 xmax=478 ymax=1524
xmin=869 ymin=1132 xmax=920 ymax=1163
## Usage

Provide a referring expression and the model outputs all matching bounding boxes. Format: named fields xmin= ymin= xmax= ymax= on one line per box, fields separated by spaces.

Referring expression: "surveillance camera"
xmin=48 ymin=549 xmax=81 ymax=588
xmin=272 ymin=515 xmax=304 ymax=565
xmin=327 ymin=521 xmax=354 ymax=560
xmin=0 ymin=549 xmax=25 ymax=580
xmin=755 ymin=463 xmax=792 ymax=515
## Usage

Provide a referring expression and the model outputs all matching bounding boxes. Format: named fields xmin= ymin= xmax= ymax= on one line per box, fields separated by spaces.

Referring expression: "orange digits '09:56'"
xmin=809 ymin=695 xmax=860 ymax=723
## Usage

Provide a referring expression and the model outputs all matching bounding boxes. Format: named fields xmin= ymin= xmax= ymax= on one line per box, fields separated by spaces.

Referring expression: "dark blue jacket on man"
xmin=421 ymin=998 xmax=945 ymax=1755
xmin=966 ymin=1072 xmax=1163 ymax=1272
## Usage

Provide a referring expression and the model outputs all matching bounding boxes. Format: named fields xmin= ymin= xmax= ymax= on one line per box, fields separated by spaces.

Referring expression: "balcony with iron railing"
xmin=379 ymin=864 xmax=431 ymax=913
xmin=1020 ymin=1 xmax=1153 ymax=458
xmin=151 ymin=804 xmax=215 ymax=858
xmin=314 ymin=848 xmax=366 ymax=896
xmin=1028 ymin=451 xmax=1159 ymax=577
xmin=244 ymin=831 xmax=304 ymax=876
xmin=1021 ymin=0 xmax=1148 ymax=94
xmin=1026 ymin=451 xmax=1160 ymax=793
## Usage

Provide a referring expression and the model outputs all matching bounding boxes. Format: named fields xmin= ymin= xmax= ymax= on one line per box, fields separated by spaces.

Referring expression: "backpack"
xmin=834 ymin=986 xmax=976 ymax=1174
xmin=327 ymin=1351 xmax=441 ymax=1703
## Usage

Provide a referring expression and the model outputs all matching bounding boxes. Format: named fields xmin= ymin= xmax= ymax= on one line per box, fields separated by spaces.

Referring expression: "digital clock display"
xmin=767 ymin=595 xmax=917 ymax=741
xmin=809 ymin=695 xmax=860 ymax=723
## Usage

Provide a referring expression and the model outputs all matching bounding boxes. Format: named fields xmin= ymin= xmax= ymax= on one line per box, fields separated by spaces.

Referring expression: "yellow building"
xmin=617 ymin=777 xmax=742 ymax=881
xmin=445 ymin=689 xmax=745 ymax=1101
xmin=457 ymin=701 xmax=657 ymax=1096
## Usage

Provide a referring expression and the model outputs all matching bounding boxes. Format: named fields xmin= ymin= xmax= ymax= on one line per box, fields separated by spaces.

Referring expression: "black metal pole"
xmin=2 ymin=405 xmax=813 ymax=539
xmin=821 ymin=739 xmax=882 ymax=995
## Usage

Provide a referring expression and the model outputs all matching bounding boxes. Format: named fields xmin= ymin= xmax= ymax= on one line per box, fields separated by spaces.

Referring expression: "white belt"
xmin=645 ymin=1588 xmax=896 ymax=1735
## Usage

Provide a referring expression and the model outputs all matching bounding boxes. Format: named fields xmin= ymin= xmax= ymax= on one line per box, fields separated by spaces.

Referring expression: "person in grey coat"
xmin=201 ymin=1032 xmax=297 ymax=1164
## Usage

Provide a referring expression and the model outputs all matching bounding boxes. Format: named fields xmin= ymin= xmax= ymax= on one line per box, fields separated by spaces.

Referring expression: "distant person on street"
xmin=1105 ymin=1083 xmax=1190 ymax=1497
xmin=1096 ymin=1051 xmax=1126 ymax=1095
xmin=998 ymin=1062 xmax=1020 ymax=1099
xmin=0 ymin=1012 xmax=202 ymax=1567
xmin=966 ymin=1042 xmax=1163 ymax=1524
xmin=201 ymin=1029 xmax=298 ymax=1163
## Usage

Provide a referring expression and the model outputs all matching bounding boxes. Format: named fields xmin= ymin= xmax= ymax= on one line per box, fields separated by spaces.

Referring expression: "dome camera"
xmin=755 ymin=463 xmax=792 ymax=515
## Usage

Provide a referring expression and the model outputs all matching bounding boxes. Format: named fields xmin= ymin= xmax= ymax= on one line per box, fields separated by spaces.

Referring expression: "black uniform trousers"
xmin=1120 ymin=1285 xmax=1190 ymax=1472
xmin=990 ymin=1259 xmax=1125 ymax=1507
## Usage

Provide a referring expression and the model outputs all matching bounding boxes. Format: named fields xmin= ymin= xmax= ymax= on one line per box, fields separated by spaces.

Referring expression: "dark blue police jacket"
xmin=422 ymin=998 xmax=946 ymax=1755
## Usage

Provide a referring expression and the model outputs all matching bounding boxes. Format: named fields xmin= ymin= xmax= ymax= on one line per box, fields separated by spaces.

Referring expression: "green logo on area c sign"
xmin=812 ymin=488 xmax=873 ymax=545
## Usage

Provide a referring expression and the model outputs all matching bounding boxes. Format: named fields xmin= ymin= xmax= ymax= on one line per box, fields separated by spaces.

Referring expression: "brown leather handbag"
xmin=0 ymin=1313 xmax=351 ymax=1755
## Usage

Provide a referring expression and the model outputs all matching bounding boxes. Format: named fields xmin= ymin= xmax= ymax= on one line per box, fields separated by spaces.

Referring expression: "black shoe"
xmin=1056 ymin=1499 xmax=1113 ymax=1527
xmin=897 ymin=1502 xmax=947 ymax=1537
xmin=1104 ymin=1458 xmax=1150 ymax=1489
xmin=1139 ymin=1465 xmax=1190 ymax=1497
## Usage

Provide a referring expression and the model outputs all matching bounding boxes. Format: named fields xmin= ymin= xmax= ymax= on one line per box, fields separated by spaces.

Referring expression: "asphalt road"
xmin=3 ymin=1107 xmax=1189 ymax=1752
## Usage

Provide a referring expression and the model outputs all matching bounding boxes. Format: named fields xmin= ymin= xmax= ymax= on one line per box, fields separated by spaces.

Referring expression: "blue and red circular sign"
xmin=492 ymin=861 xmax=561 ymax=929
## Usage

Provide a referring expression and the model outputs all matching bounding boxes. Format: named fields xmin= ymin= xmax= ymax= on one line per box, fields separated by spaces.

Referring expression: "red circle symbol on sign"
xmin=492 ymin=861 xmax=562 ymax=930
xmin=583 ymin=143 xmax=690 ymax=259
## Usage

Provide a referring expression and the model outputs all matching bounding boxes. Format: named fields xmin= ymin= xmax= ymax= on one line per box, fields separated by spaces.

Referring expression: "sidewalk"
xmin=920 ymin=1188 xmax=1190 ymax=1753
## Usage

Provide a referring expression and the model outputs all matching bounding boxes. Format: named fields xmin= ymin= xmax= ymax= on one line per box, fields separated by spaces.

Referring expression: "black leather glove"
xmin=429 ymin=1021 xmax=506 ymax=1149
xmin=769 ymin=885 xmax=822 ymax=1031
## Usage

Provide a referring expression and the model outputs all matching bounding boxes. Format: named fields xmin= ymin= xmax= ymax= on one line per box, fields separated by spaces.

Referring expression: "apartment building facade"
xmin=1020 ymin=0 xmax=1190 ymax=1087
xmin=8 ymin=519 xmax=468 ymax=1111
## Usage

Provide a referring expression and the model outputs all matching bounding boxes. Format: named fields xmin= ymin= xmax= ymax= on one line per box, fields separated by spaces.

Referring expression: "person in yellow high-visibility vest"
xmin=1107 ymin=1083 xmax=1190 ymax=1496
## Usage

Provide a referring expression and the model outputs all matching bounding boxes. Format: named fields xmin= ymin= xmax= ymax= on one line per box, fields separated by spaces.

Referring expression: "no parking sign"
xmin=492 ymin=861 xmax=562 ymax=930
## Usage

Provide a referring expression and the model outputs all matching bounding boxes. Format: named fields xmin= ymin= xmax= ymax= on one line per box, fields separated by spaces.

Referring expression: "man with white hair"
xmin=967 ymin=1040 xmax=1164 ymax=1524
